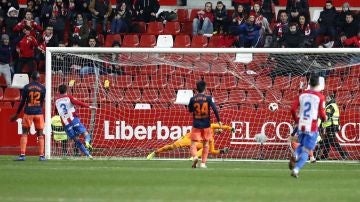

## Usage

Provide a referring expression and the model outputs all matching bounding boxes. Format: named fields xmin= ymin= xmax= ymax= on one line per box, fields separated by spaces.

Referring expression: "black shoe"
xmin=289 ymin=155 xmax=296 ymax=170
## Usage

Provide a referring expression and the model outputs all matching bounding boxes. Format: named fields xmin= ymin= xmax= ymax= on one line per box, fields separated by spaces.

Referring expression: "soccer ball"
xmin=268 ymin=102 xmax=278 ymax=112
xmin=254 ymin=133 xmax=267 ymax=143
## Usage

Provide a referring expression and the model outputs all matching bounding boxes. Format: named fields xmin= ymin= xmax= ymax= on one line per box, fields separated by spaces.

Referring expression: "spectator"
xmin=253 ymin=2 xmax=272 ymax=34
xmin=111 ymin=1 xmax=133 ymax=34
xmin=237 ymin=12 xmax=262 ymax=48
xmin=24 ymin=0 xmax=41 ymax=25
xmin=336 ymin=2 xmax=351 ymax=29
xmin=4 ymin=7 xmax=19 ymax=40
xmin=279 ymin=23 xmax=304 ymax=47
xmin=315 ymin=1 xmax=337 ymax=48
xmin=232 ymin=4 xmax=247 ymax=25
xmin=213 ymin=1 xmax=228 ymax=34
xmin=0 ymin=34 xmax=12 ymax=86
xmin=193 ymin=2 xmax=214 ymax=35
xmin=40 ymin=0 xmax=53 ymax=28
xmin=69 ymin=13 xmax=90 ymax=47
xmin=341 ymin=29 xmax=360 ymax=48
xmin=272 ymin=11 xmax=289 ymax=47
xmin=15 ymin=25 xmax=38 ymax=74
xmin=13 ymin=11 xmax=43 ymax=37
xmin=134 ymin=0 xmax=159 ymax=22
xmin=75 ymin=0 xmax=92 ymax=20
xmin=41 ymin=26 xmax=59 ymax=48
xmin=261 ymin=0 xmax=278 ymax=23
xmin=286 ymin=0 xmax=309 ymax=23
xmin=79 ymin=37 xmax=100 ymax=76
xmin=298 ymin=14 xmax=314 ymax=47
xmin=0 ymin=0 xmax=19 ymax=13
xmin=232 ymin=0 xmax=252 ymax=14
xmin=48 ymin=0 xmax=69 ymax=42
xmin=339 ymin=13 xmax=359 ymax=41
xmin=89 ymin=0 xmax=112 ymax=34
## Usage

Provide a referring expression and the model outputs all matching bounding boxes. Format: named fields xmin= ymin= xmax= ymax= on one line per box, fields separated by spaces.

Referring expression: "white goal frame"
xmin=45 ymin=47 xmax=360 ymax=159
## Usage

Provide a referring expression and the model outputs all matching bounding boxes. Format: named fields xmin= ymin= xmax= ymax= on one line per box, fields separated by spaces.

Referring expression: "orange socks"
xmin=20 ymin=135 xmax=28 ymax=155
xmin=201 ymin=145 xmax=209 ymax=163
xmin=38 ymin=135 xmax=45 ymax=156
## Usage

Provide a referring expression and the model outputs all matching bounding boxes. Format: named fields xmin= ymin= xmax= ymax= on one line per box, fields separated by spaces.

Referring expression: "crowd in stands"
xmin=0 ymin=0 xmax=359 ymax=82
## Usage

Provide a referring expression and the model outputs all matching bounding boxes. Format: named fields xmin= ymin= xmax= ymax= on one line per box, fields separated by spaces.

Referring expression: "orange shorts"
xmin=22 ymin=114 xmax=44 ymax=130
xmin=190 ymin=127 xmax=212 ymax=141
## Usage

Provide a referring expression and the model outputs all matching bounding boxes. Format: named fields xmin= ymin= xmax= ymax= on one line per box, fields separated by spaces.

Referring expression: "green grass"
xmin=0 ymin=156 xmax=359 ymax=202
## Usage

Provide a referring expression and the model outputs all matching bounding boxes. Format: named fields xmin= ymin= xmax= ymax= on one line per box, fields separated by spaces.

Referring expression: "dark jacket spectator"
xmin=286 ymin=0 xmax=309 ymax=23
xmin=111 ymin=1 xmax=133 ymax=34
xmin=237 ymin=12 xmax=262 ymax=47
xmin=272 ymin=11 xmax=289 ymax=47
xmin=69 ymin=13 xmax=90 ymax=46
xmin=0 ymin=34 xmax=12 ymax=86
xmin=280 ymin=23 xmax=304 ymax=47
xmin=89 ymin=0 xmax=112 ymax=33
xmin=298 ymin=14 xmax=314 ymax=47
xmin=0 ymin=0 xmax=19 ymax=14
xmin=75 ymin=0 xmax=92 ymax=20
xmin=232 ymin=0 xmax=252 ymax=13
xmin=315 ymin=1 xmax=337 ymax=41
xmin=336 ymin=2 xmax=351 ymax=29
xmin=40 ymin=1 xmax=53 ymax=28
xmin=339 ymin=13 xmax=359 ymax=38
xmin=48 ymin=0 xmax=69 ymax=42
xmin=261 ymin=0 xmax=278 ymax=23
xmin=134 ymin=0 xmax=160 ymax=22
xmin=213 ymin=1 xmax=228 ymax=34
xmin=23 ymin=0 xmax=41 ymax=25
xmin=4 ymin=7 xmax=19 ymax=40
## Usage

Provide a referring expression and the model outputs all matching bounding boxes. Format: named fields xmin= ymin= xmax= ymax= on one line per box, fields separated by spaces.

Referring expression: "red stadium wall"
xmin=1 ymin=107 xmax=359 ymax=159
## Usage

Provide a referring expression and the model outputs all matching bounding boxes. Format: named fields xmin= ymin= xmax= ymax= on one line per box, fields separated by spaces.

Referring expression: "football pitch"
xmin=0 ymin=156 xmax=359 ymax=202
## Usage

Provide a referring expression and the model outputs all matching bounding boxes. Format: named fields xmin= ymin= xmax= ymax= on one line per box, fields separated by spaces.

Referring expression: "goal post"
xmin=45 ymin=47 xmax=360 ymax=160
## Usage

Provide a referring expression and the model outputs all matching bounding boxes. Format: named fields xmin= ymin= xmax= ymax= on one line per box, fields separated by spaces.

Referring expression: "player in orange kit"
xmin=146 ymin=123 xmax=233 ymax=160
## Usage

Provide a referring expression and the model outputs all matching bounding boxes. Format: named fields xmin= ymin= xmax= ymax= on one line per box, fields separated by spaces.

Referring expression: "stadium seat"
xmin=115 ymin=75 xmax=132 ymax=88
xmin=167 ymin=74 xmax=184 ymax=89
xmin=208 ymin=35 xmax=222 ymax=48
xmin=158 ymin=65 xmax=176 ymax=75
xmin=193 ymin=62 xmax=211 ymax=75
xmin=132 ymin=75 xmax=150 ymax=88
xmin=0 ymin=101 xmax=12 ymax=108
xmin=0 ymin=76 xmax=7 ymax=87
xmin=246 ymin=90 xmax=264 ymax=104
xmin=122 ymin=34 xmax=140 ymax=47
xmin=158 ymin=89 xmax=176 ymax=102
xmin=147 ymin=22 xmax=164 ymax=35
xmin=105 ymin=34 xmax=122 ymax=47
xmin=289 ymin=76 xmax=307 ymax=90
xmin=325 ymin=76 xmax=342 ymax=91
xmin=209 ymin=62 xmax=228 ymax=75
xmin=139 ymin=65 xmax=158 ymax=75
xmin=189 ymin=9 xmax=201 ymax=21
xmin=341 ymin=77 xmax=359 ymax=91
xmin=79 ymin=75 xmax=97 ymax=88
xmin=191 ymin=35 xmax=208 ymax=48
xmin=219 ymin=75 xmax=237 ymax=89
xmin=132 ymin=21 xmax=147 ymax=33
xmin=176 ymin=9 xmax=189 ymax=22
xmin=3 ymin=88 xmax=20 ymax=102
xmin=203 ymin=75 xmax=221 ymax=89
xmin=163 ymin=21 xmax=181 ymax=35
xmin=273 ymin=76 xmax=291 ymax=91
xmin=0 ymin=88 xmax=3 ymax=100
xmin=174 ymin=66 xmax=193 ymax=76
xmin=156 ymin=35 xmax=174 ymax=48
xmin=12 ymin=74 xmax=29 ymax=88
xmin=149 ymin=75 xmax=167 ymax=88
xmin=349 ymin=66 xmax=360 ymax=77
xmin=228 ymin=90 xmax=246 ymax=103
xmin=139 ymin=34 xmax=157 ymax=47
xmin=97 ymin=34 xmax=105 ymax=46
xmin=255 ymin=76 xmax=273 ymax=90
xmin=282 ymin=90 xmax=299 ymax=105
xmin=212 ymin=90 xmax=229 ymax=104
xmin=180 ymin=21 xmax=193 ymax=35
xmin=237 ymin=76 xmax=255 ymax=89
xmin=265 ymin=89 xmax=283 ymax=103
xmin=336 ymin=90 xmax=352 ymax=105
xmin=123 ymin=89 xmax=141 ymax=102
xmin=72 ymin=89 xmax=90 ymax=103
xmin=141 ymin=90 xmax=159 ymax=102
xmin=174 ymin=35 xmax=191 ymax=48
xmin=107 ymin=88 xmax=124 ymax=102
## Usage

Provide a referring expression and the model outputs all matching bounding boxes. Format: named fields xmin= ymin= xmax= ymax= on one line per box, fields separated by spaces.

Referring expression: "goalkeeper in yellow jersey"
xmin=146 ymin=123 xmax=233 ymax=160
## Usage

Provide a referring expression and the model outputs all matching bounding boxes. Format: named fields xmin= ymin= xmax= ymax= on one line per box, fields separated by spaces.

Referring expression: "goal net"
xmin=45 ymin=48 xmax=360 ymax=161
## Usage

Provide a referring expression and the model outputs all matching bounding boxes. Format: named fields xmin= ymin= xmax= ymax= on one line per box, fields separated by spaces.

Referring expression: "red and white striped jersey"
xmin=55 ymin=95 xmax=89 ymax=126
xmin=291 ymin=90 xmax=327 ymax=133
